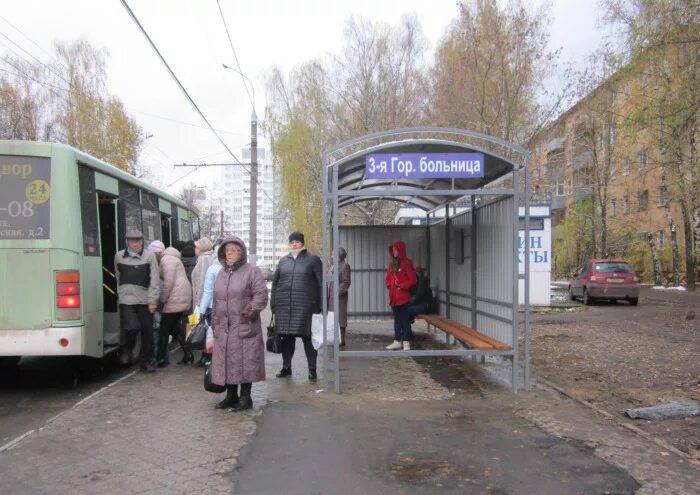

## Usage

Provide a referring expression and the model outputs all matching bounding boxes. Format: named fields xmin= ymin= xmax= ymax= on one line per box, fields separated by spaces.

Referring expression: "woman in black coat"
xmin=271 ymin=231 xmax=323 ymax=380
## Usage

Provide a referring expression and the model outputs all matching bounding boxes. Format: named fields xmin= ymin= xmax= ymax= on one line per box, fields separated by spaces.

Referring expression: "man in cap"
xmin=114 ymin=229 xmax=161 ymax=371
xmin=271 ymin=231 xmax=323 ymax=380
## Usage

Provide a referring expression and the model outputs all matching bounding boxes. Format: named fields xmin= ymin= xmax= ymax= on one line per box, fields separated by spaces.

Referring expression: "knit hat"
xmin=288 ymin=231 xmax=305 ymax=244
xmin=147 ymin=240 xmax=165 ymax=253
xmin=125 ymin=229 xmax=144 ymax=239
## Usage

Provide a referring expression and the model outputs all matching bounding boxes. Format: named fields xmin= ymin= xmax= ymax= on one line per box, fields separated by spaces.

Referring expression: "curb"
xmin=535 ymin=377 xmax=694 ymax=462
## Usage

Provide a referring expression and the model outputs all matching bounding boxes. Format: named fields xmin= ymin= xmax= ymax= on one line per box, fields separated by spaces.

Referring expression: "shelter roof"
xmin=323 ymin=128 xmax=528 ymax=211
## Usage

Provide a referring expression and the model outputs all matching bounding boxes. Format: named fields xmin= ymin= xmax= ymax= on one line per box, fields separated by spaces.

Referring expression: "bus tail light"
xmin=56 ymin=271 xmax=81 ymax=321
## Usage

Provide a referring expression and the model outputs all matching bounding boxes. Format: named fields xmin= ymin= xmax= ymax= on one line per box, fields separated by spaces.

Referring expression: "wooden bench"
xmin=417 ymin=314 xmax=511 ymax=351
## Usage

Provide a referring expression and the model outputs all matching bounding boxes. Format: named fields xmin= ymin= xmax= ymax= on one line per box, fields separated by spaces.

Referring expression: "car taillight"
xmin=590 ymin=275 xmax=600 ymax=281
xmin=56 ymin=271 xmax=81 ymax=320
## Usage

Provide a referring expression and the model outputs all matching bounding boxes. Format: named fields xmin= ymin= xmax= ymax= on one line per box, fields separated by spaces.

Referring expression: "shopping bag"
xmin=205 ymin=324 xmax=215 ymax=354
xmin=186 ymin=318 xmax=208 ymax=350
xmin=265 ymin=316 xmax=282 ymax=354
xmin=203 ymin=361 xmax=225 ymax=393
xmin=311 ymin=311 xmax=335 ymax=350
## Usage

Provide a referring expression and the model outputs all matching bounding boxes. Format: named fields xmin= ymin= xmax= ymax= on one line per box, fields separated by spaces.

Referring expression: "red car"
xmin=569 ymin=259 xmax=640 ymax=306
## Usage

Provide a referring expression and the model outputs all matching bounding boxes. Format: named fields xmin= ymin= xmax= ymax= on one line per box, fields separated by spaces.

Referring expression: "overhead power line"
xmin=120 ymin=0 xmax=273 ymax=203
xmin=216 ymin=0 xmax=254 ymax=110
xmin=119 ymin=0 xmax=248 ymax=174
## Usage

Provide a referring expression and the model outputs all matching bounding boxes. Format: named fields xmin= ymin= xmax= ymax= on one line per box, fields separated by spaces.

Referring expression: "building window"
xmin=637 ymin=149 xmax=648 ymax=170
xmin=657 ymin=230 xmax=665 ymax=248
xmin=637 ymin=190 xmax=649 ymax=212
xmin=555 ymin=180 xmax=568 ymax=196
xmin=610 ymin=199 xmax=616 ymax=217
xmin=622 ymin=195 xmax=629 ymax=215
xmin=657 ymin=186 xmax=667 ymax=206
xmin=623 ymin=158 xmax=631 ymax=176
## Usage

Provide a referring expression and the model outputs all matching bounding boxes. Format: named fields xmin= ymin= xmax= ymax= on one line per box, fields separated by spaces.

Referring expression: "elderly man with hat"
xmin=270 ymin=231 xmax=323 ymax=380
xmin=114 ymin=229 xmax=161 ymax=371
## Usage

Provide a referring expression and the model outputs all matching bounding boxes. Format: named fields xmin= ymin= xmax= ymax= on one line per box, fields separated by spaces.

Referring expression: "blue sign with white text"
xmin=365 ymin=153 xmax=485 ymax=179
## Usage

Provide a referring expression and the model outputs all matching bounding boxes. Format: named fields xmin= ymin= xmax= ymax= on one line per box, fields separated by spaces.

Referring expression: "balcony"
xmin=572 ymin=185 xmax=593 ymax=202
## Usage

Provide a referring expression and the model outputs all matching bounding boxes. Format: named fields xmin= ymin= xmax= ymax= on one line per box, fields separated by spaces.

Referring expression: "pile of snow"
xmin=652 ymin=286 xmax=687 ymax=291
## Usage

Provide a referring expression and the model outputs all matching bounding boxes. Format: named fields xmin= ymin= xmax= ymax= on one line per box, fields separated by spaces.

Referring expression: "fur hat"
xmin=288 ymin=231 xmax=305 ymax=244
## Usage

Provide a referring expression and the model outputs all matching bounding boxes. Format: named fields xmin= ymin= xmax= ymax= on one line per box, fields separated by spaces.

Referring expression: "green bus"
xmin=0 ymin=140 xmax=194 ymax=366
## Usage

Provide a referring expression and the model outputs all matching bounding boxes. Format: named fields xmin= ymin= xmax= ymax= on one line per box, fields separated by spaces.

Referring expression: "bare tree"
xmin=265 ymin=15 xmax=430 ymax=248
xmin=431 ymin=0 xmax=555 ymax=145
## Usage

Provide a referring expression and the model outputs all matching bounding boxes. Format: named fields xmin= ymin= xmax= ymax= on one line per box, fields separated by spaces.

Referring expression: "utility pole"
xmin=249 ymin=110 xmax=258 ymax=265
xmin=220 ymin=210 xmax=224 ymax=238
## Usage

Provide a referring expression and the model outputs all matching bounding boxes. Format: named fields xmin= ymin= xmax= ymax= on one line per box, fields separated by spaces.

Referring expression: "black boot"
xmin=192 ymin=353 xmax=207 ymax=368
xmin=216 ymin=385 xmax=238 ymax=409
xmin=231 ymin=383 xmax=252 ymax=411
xmin=176 ymin=334 xmax=194 ymax=365
xmin=276 ymin=368 xmax=292 ymax=378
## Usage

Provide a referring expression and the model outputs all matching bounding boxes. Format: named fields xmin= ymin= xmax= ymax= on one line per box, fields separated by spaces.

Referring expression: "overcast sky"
xmin=0 ymin=0 xmax=610 ymax=193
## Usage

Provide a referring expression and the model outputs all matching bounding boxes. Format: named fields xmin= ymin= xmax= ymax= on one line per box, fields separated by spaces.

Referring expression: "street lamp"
xmin=222 ymin=63 xmax=256 ymax=112
xmin=222 ymin=63 xmax=258 ymax=265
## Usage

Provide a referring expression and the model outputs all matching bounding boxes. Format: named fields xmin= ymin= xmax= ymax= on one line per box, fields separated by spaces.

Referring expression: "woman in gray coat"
xmin=271 ymin=232 xmax=323 ymax=380
xmin=211 ymin=236 xmax=268 ymax=411
xmin=327 ymin=247 xmax=351 ymax=347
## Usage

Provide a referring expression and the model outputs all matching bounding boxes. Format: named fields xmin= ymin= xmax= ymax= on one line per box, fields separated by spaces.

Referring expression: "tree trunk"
xmin=681 ymin=201 xmax=696 ymax=291
xmin=659 ymin=160 xmax=681 ymax=286
xmin=647 ymin=232 xmax=662 ymax=286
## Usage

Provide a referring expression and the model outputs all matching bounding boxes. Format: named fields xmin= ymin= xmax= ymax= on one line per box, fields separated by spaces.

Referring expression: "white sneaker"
xmin=403 ymin=341 xmax=411 ymax=351
xmin=386 ymin=340 xmax=402 ymax=350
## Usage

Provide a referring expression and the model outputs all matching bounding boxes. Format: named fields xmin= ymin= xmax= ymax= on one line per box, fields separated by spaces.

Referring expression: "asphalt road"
xmin=0 ymin=354 xmax=134 ymax=447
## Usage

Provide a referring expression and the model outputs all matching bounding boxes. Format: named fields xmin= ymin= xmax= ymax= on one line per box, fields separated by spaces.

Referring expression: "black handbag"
xmin=266 ymin=316 xmax=282 ymax=354
xmin=204 ymin=361 xmax=226 ymax=393
xmin=186 ymin=318 xmax=207 ymax=350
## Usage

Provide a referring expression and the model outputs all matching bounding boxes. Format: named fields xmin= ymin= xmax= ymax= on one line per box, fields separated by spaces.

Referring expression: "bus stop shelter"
xmin=321 ymin=128 xmax=532 ymax=393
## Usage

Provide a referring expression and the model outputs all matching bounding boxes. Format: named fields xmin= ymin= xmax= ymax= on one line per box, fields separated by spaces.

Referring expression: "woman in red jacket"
xmin=385 ymin=240 xmax=417 ymax=350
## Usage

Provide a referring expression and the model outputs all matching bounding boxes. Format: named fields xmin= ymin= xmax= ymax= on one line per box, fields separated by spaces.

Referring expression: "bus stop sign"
xmin=365 ymin=153 xmax=484 ymax=179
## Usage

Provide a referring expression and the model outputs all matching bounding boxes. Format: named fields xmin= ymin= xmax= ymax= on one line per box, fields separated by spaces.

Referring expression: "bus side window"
xmin=78 ymin=165 xmax=100 ymax=256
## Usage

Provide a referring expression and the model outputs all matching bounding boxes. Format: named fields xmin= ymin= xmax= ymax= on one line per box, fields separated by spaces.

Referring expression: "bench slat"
xmin=417 ymin=314 xmax=511 ymax=351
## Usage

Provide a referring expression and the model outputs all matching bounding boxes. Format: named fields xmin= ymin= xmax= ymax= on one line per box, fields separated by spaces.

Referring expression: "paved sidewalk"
xmin=1 ymin=316 xmax=698 ymax=494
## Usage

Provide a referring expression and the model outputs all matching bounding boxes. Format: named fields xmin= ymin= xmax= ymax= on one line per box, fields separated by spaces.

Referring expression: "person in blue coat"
xmin=193 ymin=250 xmax=223 ymax=367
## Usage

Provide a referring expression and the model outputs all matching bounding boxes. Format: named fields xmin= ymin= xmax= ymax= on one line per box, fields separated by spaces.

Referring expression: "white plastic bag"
xmin=205 ymin=323 xmax=215 ymax=353
xmin=311 ymin=311 xmax=335 ymax=350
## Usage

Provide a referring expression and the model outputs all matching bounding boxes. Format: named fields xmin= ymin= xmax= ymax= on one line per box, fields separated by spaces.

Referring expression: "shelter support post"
xmin=511 ymin=168 xmax=520 ymax=392
xmin=444 ymin=205 xmax=451 ymax=345
xmin=332 ymin=163 xmax=341 ymax=394
xmin=321 ymin=155 xmax=330 ymax=390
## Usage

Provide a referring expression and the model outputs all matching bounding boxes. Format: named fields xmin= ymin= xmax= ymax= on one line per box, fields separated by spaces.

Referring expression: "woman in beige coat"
xmin=157 ymin=246 xmax=193 ymax=365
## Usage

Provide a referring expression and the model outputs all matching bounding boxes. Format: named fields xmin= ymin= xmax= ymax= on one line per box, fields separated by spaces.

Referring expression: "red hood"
xmin=389 ymin=240 xmax=408 ymax=260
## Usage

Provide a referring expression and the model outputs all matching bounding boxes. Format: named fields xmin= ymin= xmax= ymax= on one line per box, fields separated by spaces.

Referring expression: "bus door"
xmin=98 ymin=194 xmax=119 ymax=348
xmin=161 ymin=214 xmax=171 ymax=247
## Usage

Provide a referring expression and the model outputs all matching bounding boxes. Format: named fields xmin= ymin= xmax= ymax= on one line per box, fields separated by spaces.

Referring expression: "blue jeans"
xmin=392 ymin=304 xmax=413 ymax=342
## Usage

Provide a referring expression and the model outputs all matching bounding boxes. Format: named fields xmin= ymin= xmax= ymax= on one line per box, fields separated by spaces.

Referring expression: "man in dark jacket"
xmin=271 ymin=232 xmax=323 ymax=380
xmin=114 ymin=229 xmax=161 ymax=371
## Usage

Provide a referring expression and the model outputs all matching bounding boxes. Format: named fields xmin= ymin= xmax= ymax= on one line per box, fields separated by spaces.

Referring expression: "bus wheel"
xmin=118 ymin=332 xmax=142 ymax=366
xmin=0 ymin=356 xmax=21 ymax=368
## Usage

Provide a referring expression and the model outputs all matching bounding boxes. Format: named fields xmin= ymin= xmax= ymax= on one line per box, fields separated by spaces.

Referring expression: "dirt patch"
xmin=528 ymin=288 xmax=700 ymax=458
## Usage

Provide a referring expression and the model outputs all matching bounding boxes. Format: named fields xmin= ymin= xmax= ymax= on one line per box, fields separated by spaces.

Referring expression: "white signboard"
xmin=518 ymin=206 xmax=551 ymax=305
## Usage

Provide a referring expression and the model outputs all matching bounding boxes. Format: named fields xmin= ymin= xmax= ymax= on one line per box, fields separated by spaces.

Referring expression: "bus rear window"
xmin=0 ymin=155 xmax=51 ymax=240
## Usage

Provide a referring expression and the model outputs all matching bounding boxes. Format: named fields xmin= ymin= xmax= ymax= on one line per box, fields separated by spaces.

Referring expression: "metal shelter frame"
xmin=320 ymin=127 xmax=531 ymax=393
